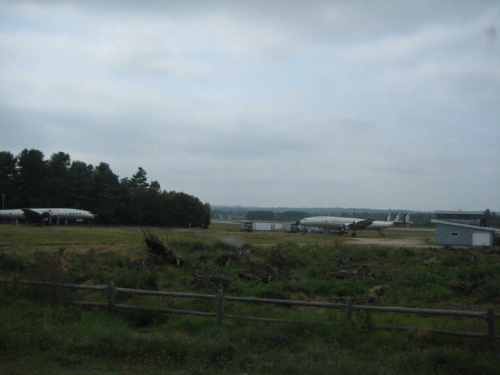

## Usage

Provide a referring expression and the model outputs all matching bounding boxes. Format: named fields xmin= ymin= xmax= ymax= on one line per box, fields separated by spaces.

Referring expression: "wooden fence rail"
xmin=1 ymin=276 xmax=497 ymax=351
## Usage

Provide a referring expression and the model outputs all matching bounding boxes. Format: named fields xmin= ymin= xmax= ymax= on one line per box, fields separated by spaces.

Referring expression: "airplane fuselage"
xmin=0 ymin=209 xmax=25 ymax=220
xmin=299 ymin=216 xmax=395 ymax=231
xmin=0 ymin=208 xmax=95 ymax=223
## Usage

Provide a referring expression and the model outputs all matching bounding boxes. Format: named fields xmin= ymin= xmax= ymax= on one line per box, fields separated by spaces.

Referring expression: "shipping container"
xmin=254 ymin=222 xmax=272 ymax=231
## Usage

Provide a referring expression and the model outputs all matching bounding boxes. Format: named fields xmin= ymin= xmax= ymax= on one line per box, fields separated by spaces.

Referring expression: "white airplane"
xmin=0 ymin=208 xmax=95 ymax=225
xmin=299 ymin=213 xmax=411 ymax=237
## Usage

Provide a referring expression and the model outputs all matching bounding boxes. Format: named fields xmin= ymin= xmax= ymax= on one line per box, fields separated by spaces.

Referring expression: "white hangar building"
xmin=432 ymin=220 xmax=499 ymax=246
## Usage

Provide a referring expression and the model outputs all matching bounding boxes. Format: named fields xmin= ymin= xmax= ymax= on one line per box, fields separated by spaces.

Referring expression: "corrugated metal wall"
xmin=436 ymin=223 xmax=493 ymax=246
xmin=436 ymin=224 xmax=472 ymax=245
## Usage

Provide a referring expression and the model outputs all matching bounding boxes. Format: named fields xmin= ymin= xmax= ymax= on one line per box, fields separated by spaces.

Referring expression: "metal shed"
xmin=432 ymin=220 xmax=499 ymax=246
xmin=434 ymin=211 xmax=486 ymax=226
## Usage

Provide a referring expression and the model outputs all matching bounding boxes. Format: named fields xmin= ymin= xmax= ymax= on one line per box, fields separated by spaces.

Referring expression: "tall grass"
xmin=0 ymin=224 xmax=498 ymax=373
xmin=1 ymin=290 xmax=497 ymax=374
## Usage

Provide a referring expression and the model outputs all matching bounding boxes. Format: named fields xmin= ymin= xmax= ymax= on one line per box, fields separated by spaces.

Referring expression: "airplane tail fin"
xmin=393 ymin=212 xmax=411 ymax=227
xmin=403 ymin=213 xmax=412 ymax=227
xmin=385 ymin=212 xmax=401 ymax=222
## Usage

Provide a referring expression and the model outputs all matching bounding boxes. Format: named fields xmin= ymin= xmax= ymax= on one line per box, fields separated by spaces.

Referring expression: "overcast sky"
xmin=1 ymin=0 xmax=499 ymax=212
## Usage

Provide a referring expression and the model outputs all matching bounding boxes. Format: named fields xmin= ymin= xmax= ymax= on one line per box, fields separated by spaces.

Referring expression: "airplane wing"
xmin=348 ymin=218 xmax=376 ymax=230
xmin=21 ymin=208 xmax=52 ymax=220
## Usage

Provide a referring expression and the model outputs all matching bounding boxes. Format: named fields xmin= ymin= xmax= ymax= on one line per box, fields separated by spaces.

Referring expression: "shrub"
xmin=307 ymin=278 xmax=333 ymax=296
xmin=199 ymin=341 xmax=236 ymax=366
xmin=113 ymin=269 xmax=159 ymax=291
xmin=191 ymin=240 xmax=208 ymax=252
xmin=252 ymin=282 xmax=290 ymax=300
xmin=122 ymin=309 xmax=169 ymax=328
xmin=376 ymin=248 xmax=389 ymax=259
xmin=421 ymin=285 xmax=453 ymax=302
xmin=330 ymin=278 xmax=367 ymax=297
xmin=0 ymin=252 xmax=28 ymax=273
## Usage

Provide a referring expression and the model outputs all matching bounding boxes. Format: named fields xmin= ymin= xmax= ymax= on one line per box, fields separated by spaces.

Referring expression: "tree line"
xmin=0 ymin=149 xmax=211 ymax=228
xmin=245 ymin=210 xmax=310 ymax=222
xmin=242 ymin=209 xmax=500 ymax=228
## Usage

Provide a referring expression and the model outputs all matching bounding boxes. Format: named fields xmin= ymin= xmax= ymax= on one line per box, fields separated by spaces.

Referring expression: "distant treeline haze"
xmin=0 ymin=149 xmax=211 ymax=227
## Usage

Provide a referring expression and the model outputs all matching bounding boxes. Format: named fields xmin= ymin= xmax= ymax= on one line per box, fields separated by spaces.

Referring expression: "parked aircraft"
xmin=299 ymin=213 xmax=411 ymax=237
xmin=0 ymin=208 xmax=95 ymax=225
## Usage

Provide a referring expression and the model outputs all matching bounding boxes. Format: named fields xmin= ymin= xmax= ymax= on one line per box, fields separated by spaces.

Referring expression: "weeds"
xmin=0 ymin=225 xmax=498 ymax=374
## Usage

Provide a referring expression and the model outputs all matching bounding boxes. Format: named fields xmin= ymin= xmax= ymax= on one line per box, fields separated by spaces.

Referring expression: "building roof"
xmin=431 ymin=220 xmax=500 ymax=232
xmin=434 ymin=211 xmax=485 ymax=215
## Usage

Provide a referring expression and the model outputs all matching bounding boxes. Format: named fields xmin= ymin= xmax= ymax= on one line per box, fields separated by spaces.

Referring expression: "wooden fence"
xmin=1 ymin=276 xmax=497 ymax=351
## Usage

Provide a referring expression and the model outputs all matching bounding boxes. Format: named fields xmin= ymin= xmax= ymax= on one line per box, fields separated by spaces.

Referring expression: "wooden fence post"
xmin=217 ymin=289 xmax=224 ymax=326
xmin=487 ymin=307 xmax=495 ymax=352
xmin=346 ymin=298 xmax=353 ymax=320
xmin=108 ymin=281 xmax=115 ymax=311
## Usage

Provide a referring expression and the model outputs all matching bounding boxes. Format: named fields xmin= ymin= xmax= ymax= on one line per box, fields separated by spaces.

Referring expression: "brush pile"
xmin=141 ymin=229 xmax=183 ymax=266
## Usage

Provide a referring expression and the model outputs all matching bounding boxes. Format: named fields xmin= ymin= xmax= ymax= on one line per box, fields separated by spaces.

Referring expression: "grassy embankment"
xmin=0 ymin=223 xmax=499 ymax=374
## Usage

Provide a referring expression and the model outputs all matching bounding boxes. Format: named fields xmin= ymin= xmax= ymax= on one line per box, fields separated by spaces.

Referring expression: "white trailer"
xmin=241 ymin=221 xmax=299 ymax=232
xmin=254 ymin=222 xmax=272 ymax=231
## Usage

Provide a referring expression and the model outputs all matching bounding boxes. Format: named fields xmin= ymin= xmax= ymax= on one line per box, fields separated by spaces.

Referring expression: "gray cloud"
xmin=1 ymin=0 xmax=499 ymax=211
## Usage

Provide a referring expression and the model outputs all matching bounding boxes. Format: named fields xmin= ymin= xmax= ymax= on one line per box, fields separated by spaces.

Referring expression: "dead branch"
xmin=141 ymin=228 xmax=183 ymax=266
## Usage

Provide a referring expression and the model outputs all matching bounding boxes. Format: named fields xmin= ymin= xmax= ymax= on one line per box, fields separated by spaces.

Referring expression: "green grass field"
xmin=0 ymin=223 xmax=499 ymax=374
